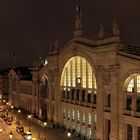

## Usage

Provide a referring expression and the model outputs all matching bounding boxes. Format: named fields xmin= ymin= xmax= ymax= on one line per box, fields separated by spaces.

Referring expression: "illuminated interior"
xmin=61 ymin=56 xmax=96 ymax=89
xmin=41 ymin=75 xmax=48 ymax=85
xmin=40 ymin=75 xmax=49 ymax=98
xmin=125 ymin=74 xmax=140 ymax=112
xmin=127 ymin=74 xmax=140 ymax=93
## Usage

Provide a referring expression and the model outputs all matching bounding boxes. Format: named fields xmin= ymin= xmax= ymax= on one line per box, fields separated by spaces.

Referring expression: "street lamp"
xmin=18 ymin=109 xmax=21 ymax=125
xmin=11 ymin=105 xmax=14 ymax=109
xmin=43 ymin=122 xmax=47 ymax=140
xmin=3 ymin=99 xmax=5 ymax=103
xmin=67 ymin=132 xmax=71 ymax=138
xmin=9 ymin=131 xmax=13 ymax=139
xmin=28 ymin=115 xmax=32 ymax=132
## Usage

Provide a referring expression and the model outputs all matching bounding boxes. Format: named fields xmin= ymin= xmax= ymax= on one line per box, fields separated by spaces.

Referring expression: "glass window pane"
xmin=127 ymin=78 xmax=134 ymax=92
xmin=137 ymin=75 xmax=140 ymax=93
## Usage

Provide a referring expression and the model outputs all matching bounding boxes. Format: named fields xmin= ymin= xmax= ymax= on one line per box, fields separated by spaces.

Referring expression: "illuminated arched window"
xmin=40 ymin=75 xmax=49 ymax=98
xmin=124 ymin=74 xmax=140 ymax=112
xmin=126 ymin=74 xmax=140 ymax=93
xmin=61 ymin=56 xmax=96 ymax=89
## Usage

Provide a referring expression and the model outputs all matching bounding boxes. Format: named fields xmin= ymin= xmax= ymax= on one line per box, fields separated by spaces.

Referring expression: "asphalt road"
xmin=0 ymin=104 xmax=82 ymax=140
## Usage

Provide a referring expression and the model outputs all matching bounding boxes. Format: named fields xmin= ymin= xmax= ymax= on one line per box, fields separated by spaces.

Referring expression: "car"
xmin=23 ymin=131 xmax=32 ymax=140
xmin=0 ymin=126 xmax=3 ymax=133
xmin=0 ymin=113 xmax=5 ymax=118
xmin=16 ymin=125 xmax=24 ymax=133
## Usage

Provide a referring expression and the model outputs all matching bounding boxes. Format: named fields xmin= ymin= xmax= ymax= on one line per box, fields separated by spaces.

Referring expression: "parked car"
xmin=16 ymin=125 xmax=24 ymax=133
xmin=0 ymin=113 xmax=5 ymax=118
xmin=23 ymin=131 xmax=32 ymax=140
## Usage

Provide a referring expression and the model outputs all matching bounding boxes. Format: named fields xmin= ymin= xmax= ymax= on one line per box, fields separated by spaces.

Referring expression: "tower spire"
xmin=73 ymin=5 xmax=83 ymax=38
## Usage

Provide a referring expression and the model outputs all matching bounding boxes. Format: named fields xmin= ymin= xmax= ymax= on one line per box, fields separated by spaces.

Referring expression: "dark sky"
xmin=0 ymin=0 xmax=140 ymax=68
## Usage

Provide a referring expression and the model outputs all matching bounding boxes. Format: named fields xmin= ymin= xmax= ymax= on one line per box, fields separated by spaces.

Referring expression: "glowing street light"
xmin=28 ymin=115 xmax=32 ymax=132
xmin=3 ymin=99 xmax=5 ymax=103
xmin=43 ymin=122 xmax=47 ymax=140
xmin=18 ymin=109 xmax=21 ymax=125
xmin=9 ymin=131 xmax=13 ymax=139
xmin=11 ymin=105 xmax=14 ymax=109
xmin=67 ymin=132 xmax=71 ymax=137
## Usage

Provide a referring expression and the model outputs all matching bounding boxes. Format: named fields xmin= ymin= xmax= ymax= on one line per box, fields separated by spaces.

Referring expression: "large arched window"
xmin=40 ymin=75 xmax=49 ymax=98
xmin=126 ymin=75 xmax=140 ymax=93
xmin=61 ymin=56 xmax=96 ymax=89
xmin=124 ymin=74 xmax=140 ymax=112
xmin=61 ymin=56 xmax=97 ymax=104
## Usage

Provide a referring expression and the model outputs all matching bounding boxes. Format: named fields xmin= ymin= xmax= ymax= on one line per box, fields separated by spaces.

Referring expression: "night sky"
xmin=0 ymin=0 xmax=140 ymax=68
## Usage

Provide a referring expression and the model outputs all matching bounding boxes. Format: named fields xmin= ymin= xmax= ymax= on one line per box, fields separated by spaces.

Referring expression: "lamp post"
xmin=18 ymin=109 xmax=21 ymax=125
xmin=28 ymin=115 xmax=32 ymax=132
xmin=67 ymin=131 xmax=71 ymax=138
xmin=11 ymin=105 xmax=14 ymax=109
xmin=3 ymin=99 xmax=5 ymax=104
xmin=43 ymin=122 xmax=47 ymax=140
xmin=9 ymin=131 xmax=13 ymax=139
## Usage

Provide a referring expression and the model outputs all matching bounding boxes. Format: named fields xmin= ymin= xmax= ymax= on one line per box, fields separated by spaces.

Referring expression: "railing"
xmin=28 ymin=116 xmax=53 ymax=128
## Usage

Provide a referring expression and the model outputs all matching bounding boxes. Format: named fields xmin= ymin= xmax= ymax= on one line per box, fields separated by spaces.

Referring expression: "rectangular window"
xmin=82 ymin=59 xmax=86 ymax=88
xmin=88 ymin=113 xmax=92 ymax=125
xmin=87 ymin=63 xmax=92 ymax=88
xmin=82 ymin=112 xmax=85 ymax=123
xmin=77 ymin=110 xmax=80 ymax=121
xmin=127 ymin=78 xmax=134 ymax=92
xmin=72 ymin=59 xmax=76 ymax=87
xmin=137 ymin=75 xmax=140 ymax=93
xmin=138 ymin=127 xmax=140 ymax=140
xmin=127 ymin=124 xmax=132 ymax=140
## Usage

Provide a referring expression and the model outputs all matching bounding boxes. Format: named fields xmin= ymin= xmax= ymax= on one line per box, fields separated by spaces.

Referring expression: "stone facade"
xmin=7 ymin=9 xmax=140 ymax=140
xmin=7 ymin=35 xmax=140 ymax=140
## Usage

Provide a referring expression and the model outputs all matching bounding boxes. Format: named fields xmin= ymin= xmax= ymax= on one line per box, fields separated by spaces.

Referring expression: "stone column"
xmin=79 ymin=111 xmax=83 ymax=135
xmin=85 ymin=113 xmax=88 ymax=139
xmin=132 ymin=126 xmax=137 ymax=140
xmin=96 ymin=67 xmax=104 ymax=140
xmin=79 ymin=90 xmax=82 ymax=105
xmin=109 ymin=65 xmax=119 ymax=140
xmin=91 ymin=113 xmax=95 ymax=140
xmin=74 ymin=90 xmax=77 ymax=103
xmin=84 ymin=91 xmax=88 ymax=106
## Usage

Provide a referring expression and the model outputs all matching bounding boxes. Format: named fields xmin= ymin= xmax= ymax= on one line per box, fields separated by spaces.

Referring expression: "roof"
xmin=13 ymin=66 xmax=32 ymax=80
xmin=0 ymin=68 xmax=11 ymax=75
xmin=13 ymin=66 xmax=32 ymax=75
xmin=118 ymin=45 xmax=140 ymax=59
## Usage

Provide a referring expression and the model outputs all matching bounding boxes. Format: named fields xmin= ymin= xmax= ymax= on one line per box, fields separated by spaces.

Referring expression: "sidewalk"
xmin=12 ymin=110 xmax=81 ymax=140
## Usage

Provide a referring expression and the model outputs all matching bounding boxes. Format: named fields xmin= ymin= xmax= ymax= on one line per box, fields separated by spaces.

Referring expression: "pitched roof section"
xmin=0 ymin=68 xmax=11 ymax=75
xmin=118 ymin=45 xmax=140 ymax=59
xmin=13 ymin=66 xmax=32 ymax=80
xmin=71 ymin=37 xmax=140 ymax=60
xmin=13 ymin=66 xmax=31 ymax=75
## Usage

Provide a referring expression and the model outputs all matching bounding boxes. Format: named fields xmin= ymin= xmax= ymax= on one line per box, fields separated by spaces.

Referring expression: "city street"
xmin=0 ymin=105 xmax=82 ymax=140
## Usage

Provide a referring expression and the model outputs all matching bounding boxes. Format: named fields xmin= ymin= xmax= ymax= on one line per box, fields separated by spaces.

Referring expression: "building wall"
xmin=8 ymin=37 xmax=140 ymax=140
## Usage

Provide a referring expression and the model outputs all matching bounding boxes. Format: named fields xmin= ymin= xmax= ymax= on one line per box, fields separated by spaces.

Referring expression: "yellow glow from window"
xmin=137 ymin=75 xmax=140 ymax=93
xmin=61 ymin=56 xmax=96 ymax=89
xmin=127 ymin=78 xmax=134 ymax=92
xmin=126 ymin=75 xmax=140 ymax=93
